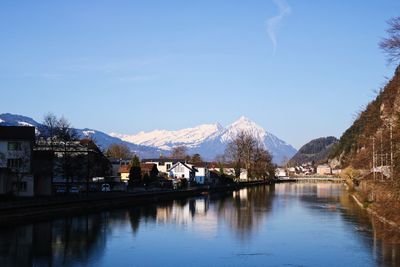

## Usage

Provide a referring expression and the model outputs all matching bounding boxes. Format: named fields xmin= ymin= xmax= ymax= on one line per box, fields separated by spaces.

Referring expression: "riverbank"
xmin=345 ymin=181 xmax=400 ymax=231
xmin=0 ymin=180 xmax=269 ymax=226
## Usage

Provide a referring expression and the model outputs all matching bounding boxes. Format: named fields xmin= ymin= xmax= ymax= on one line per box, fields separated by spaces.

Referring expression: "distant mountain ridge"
xmin=111 ymin=116 xmax=297 ymax=164
xmin=288 ymin=136 xmax=338 ymax=166
xmin=0 ymin=113 xmax=297 ymax=164
xmin=0 ymin=113 xmax=163 ymax=159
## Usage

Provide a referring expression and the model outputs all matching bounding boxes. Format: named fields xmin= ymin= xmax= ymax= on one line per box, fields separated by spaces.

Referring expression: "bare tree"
xmin=380 ymin=17 xmax=400 ymax=64
xmin=253 ymin=147 xmax=275 ymax=180
xmin=56 ymin=116 xmax=78 ymax=141
xmin=225 ymin=131 xmax=256 ymax=178
xmin=170 ymin=146 xmax=188 ymax=159
xmin=225 ymin=131 xmax=273 ymax=180
xmin=42 ymin=112 xmax=58 ymax=141
xmin=190 ymin=153 xmax=203 ymax=165
xmin=105 ymin=143 xmax=132 ymax=159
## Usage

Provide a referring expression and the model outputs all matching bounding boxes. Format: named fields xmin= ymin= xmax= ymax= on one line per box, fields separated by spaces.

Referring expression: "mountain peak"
xmin=229 ymin=116 xmax=263 ymax=131
xmin=236 ymin=116 xmax=252 ymax=123
xmin=1 ymin=113 xmax=297 ymax=164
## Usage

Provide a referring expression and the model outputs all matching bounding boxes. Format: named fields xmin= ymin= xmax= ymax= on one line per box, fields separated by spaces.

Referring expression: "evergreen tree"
xmin=129 ymin=155 xmax=142 ymax=188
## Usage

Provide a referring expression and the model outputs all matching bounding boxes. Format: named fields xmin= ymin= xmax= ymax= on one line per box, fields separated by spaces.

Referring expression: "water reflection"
xmin=0 ymin=184 xmax=399 ymax=267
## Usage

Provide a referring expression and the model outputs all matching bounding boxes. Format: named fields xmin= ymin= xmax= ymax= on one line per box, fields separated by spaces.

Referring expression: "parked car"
xmin=101 ymin=183 xmax=111 ymax=192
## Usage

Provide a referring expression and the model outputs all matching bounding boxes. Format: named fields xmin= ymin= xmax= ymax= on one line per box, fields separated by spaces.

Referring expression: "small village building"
xmin=118 ymin=163 xmax=159 ymax=183
xmin=143 ymin=158 xmax=182 ymax=173
xmin=118 ymin=164 xmax=131 ymax=183
xmin=192 ymin=164 xmax=210 ymax=184
xmin=317 ymin=164 xmax=332 ymax=175
xmin=140 ymin=163 xmax=159 ymax=178
xmin=0 ymin=126 xmax=35 ymax=197
xmin=168 ymin=162 xmax=197 ymax=181
xmin=275 ymin=168 xmax=288 ymax=178
xmin=109 ymin=158 xmax=131 ymax=180
xmin=208 ymin=166 xmax=249 ymax=181
xmin=34 ymin=138 xmax=111 ymax=194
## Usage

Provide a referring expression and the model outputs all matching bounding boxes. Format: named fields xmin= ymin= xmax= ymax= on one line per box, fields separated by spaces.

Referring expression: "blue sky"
xmin=1 ymin=1 xmax=399 ymax=148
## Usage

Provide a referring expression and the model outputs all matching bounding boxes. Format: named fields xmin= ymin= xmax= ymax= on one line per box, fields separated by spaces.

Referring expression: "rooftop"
xmin=0 ymin=126 xmax=35 ymax=141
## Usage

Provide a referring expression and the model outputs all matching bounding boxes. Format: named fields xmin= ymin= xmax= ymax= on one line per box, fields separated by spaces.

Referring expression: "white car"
xmin=101 ymin=183 xmax=111 ymax=192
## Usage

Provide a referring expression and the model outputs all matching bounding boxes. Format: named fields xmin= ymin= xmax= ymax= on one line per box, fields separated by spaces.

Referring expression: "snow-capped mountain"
xmin=0 ymin=113 xmax=163 ymax=158
xmin=111 ymin=116 xmax=297 ymax=164
xmin=0 ymin=113 xmax=296 ymax=164
xmin=111 ymin=123 xmax=223 ymax=150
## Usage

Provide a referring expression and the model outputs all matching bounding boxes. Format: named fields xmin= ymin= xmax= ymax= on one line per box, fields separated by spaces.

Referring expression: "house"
xmin=140 ymin=163 xmax=159 ymax=178
xmin=168 ymin=162 xmax=197 ymax=181
xmin=317 ymin=164 xmax=332 ymax=175
xmin=224 ymin=168 xmax=248 ymax=181
xmin=208 ymin=165 xmax=249 ymax=181
xmin=0 ymin=126 xmax=35 ymax=197
xmin=118 ymin=164 xmax=131 ymax=183
xmin=142 ymin=158 xmax=183 ymax=174
xmin=118 ymin=163 xmax=158 ymax=183
xmin=192 ymin=163 xmax=210 ymax=184
xmin=275 ymin=168 xmax=288 ymax=178
xmin=109 ymin=158 xmax=131 ymax=180
xmin=34 ymin=138 xmax=111 ymax=193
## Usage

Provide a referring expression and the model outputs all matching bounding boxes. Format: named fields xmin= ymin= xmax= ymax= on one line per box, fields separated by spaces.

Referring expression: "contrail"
xmin=266 ymin=0 xmax=291 ymax=54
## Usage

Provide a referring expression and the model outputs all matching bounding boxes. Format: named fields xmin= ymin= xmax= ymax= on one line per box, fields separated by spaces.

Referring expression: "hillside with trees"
xmin=329 ymin=17 xmax=400 ymax=223
xmin=288 ymin=136 xmax=338 ymax=166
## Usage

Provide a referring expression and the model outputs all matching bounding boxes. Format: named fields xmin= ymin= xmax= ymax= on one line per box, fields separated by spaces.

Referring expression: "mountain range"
xmin=0 ymin=113 xmax=297 ymax=164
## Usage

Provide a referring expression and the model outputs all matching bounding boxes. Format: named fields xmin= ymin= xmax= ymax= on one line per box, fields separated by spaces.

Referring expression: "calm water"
xmin=1 ymin=183 xmax=399 ymax=267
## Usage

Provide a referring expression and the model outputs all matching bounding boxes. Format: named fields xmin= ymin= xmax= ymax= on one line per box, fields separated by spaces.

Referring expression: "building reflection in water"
xmin=0 ymin=184 xmax=399 ymax=267
xmin=0 ymin=213 xmax=108 ymax=267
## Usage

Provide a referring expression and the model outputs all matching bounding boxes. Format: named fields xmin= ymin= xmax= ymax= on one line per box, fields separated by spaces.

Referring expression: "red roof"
xmin=119 ymin=164 xmax=131 ymax=174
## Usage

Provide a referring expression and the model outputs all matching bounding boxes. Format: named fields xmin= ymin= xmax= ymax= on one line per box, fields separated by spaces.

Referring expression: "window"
xmin=158 ymin=162 xmax=165 ymax=166
xmin=166 ymin=164 xmax=171 ymax=170
xmin=7 ymin=158 xmax=22 ymax=169
xmin=8 ymin=142 xmax=22 ymax=151
xmin=13 ymin=181 xmax=27 ymax=192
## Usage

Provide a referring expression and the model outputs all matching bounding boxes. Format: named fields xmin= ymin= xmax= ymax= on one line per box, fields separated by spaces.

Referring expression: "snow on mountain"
xmin=0 ymin=113 xmax=297 ymax=164
xmin=111 ymin=123 xmax=223 ymax=150
xmin=82 ymin=130 xmax=96 ymax=137
xmin=18 ymin=121 xmax=35 ymax=127
xmin=0 ymin=113 xmax=164 ymax=159
xmin=111 ymin=116 xmax=297 ymax=164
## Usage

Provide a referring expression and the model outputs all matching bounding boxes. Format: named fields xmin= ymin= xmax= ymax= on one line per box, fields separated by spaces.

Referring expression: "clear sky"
xmin=1 ymin=1 xmax=399 ymax=148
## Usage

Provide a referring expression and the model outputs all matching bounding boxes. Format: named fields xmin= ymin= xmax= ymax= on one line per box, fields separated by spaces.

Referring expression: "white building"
xmin=168 ymin=162 xmax=197 ymax=181
xmin=143 ymin=158 xmax=182 ymax=174
xmin=317 ymin=164 xmax=332 ymax=175
xmin=209 ymin=167 xmax=249 ymax=181
xmin=192 ymin=164 xmax=210 ymax=184
xmin=275 ymin=168 xmax=288 ymax=178
xmin=0 ymin=126 xmax=35 ymax=197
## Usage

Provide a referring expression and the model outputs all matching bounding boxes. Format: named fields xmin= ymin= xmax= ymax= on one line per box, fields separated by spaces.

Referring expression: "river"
xmin=0 ymin=183 xmax=399 ymax=267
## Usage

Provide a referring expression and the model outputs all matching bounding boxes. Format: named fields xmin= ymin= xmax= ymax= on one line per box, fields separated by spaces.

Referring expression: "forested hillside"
xmin=289 ymin=136 xmax=338 ymax=166
xmin=329 ymin=66 xmax=400 ymax=174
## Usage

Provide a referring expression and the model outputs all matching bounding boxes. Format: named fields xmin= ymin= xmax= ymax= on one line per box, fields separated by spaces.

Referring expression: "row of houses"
xmin=113 ymin=158 xmax=250 ymax=185
xmin=0 ymin=126 xmax=252 ymax=197
xmin=0 ymin=126 xmax=111 ymax=197
xmin=275 ymin=163 xmax=342 ymax=178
